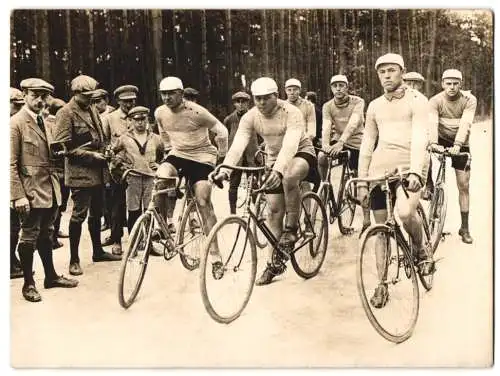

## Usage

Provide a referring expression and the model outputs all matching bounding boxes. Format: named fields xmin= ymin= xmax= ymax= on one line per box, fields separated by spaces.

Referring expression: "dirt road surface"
xmin=10 ymin=120 xmax=493 ymax=368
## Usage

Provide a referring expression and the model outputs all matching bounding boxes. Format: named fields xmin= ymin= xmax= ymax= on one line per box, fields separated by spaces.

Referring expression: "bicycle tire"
xmin=177 ymin=199 xmax=204 ymax=271
xmin=118 ymin=212 xmax=154 ymax=309
xmin=252 ymin=193 xmax=268 ymax=249
xmin=428 ymin=184 xmax=448 ymax=254
xmin=416 ymin=205 xmax=434 ymax=292
xmin=200 ymin=215 xmax=257 ymax=324
xmin=357 ymin=225 xmax=420 ymax=344
xmin=338 ymin=171 xmax=356 ymax=235
xmin=291 ymin=192 xmax=328 ymax=279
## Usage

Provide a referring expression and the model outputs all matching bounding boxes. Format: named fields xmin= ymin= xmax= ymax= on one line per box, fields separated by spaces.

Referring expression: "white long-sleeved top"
xmin=223 ymin=99 xmax=315 ymax=175
xmin=358 ymin=87 xmax=430 ymax=182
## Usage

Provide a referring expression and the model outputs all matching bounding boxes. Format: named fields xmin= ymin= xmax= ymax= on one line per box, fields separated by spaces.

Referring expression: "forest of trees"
xmin=10 ymin=9 xmax=493 ymax=119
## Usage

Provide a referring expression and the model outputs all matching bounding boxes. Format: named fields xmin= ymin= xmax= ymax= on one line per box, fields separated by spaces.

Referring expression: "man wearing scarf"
xmin=357 ymin=53 xmax=432 ymax=309
xmin=319 ymin=74 xmax=371 ymax=231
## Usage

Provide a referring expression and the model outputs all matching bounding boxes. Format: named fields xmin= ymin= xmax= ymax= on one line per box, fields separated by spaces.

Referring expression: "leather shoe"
xmin=458 ymin=228 xmax=473 ymax=244
xmin=111 ymin=242 xmax=123 ymax=256
xmin=92 ymin=251 xmax=122 ymax=262
xmin=22 ymin=284 xmax=42 ymax=302
xmin=44 ymin=275 xmax=79 ymax=289
xmin=101 ymin=236 xmax=114 ymax=247
xmin=69 ymin=262 xmax=83 ymax=276
xmin=57 ymin=230 xmax=69 ymax=238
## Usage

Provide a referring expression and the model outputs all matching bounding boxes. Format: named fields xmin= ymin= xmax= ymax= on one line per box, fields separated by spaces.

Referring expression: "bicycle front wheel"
xmin=291 ymin=192 xmax=328 ymax=279
xmin=118 ymin=212 xmax=154 ymax=309
xmin=357 ymin=225 xmax=420 ymax=343
xmin=177 ymin=199 xmax=204 ymax=271
xmin=200 ymin=216 xmax=257 ymax=324
xmin=428 ymin=184 xmax=448 ymax=254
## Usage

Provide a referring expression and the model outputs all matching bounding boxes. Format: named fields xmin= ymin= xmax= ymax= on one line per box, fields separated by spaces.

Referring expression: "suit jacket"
xmin=52 ymin=98 xmax=110 ymax=188
xmin=10 ymin=107 xmax=61 ymax=208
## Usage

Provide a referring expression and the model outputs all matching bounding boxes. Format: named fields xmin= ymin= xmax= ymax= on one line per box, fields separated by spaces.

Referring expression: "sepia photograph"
xmin=8 ymin=6 xmax=494 ymax=368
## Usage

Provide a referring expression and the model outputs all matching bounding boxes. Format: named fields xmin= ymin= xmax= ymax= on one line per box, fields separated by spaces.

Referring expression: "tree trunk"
xmin=173 ymin=11 xmax=180 ymax=75
xmin=305 ymin=10 xmax=311 ymax=89
xmin=396 ymin=10 xmax=403 ymax=55
xmin=334 ymin=10 xmax=345 ymax=74
xmin=425 ymin=11 xmax=438 ymax=97
xmin=35 ymin=10 xmax=50 ymax=80
xmin=279 ymin=10 xmax=285 ymax=86
xmin=88 ymin=10 xmax=95 ymax=75
xmin=226 ymin=10 xmax=233 ymax=98
xmin=261 ymin=10 xmax=269 ymax=76
xmin=151 ymin=10 xmax=163 ymax=89
xmin=382 ymin=10 xmax=388 ymax=53
xmin=287 ymin=10 xmax=292 ymax=75
xmin=201 ymin=10 xmax=209 ymax=103
xmin=104 ymin=10 xmax=114 ymax=92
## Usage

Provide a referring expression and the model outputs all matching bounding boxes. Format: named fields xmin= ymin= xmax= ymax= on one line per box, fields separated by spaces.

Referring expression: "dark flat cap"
xmin=183 ymin=87 xmax=200 ymax=97
xmin=91 ymin=88 xmax=109 ymax=99
xmin=231 ymin=91 xmax=251 ymax=101
xmin=20 ymin=78 xmax=54 ymax=93
xmin=114 ymin=85 xmax=139 ymax=100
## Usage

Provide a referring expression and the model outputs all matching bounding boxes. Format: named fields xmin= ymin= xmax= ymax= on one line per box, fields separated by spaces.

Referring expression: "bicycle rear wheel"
xmin=200 ymin=216 xmax=257 ymax=324
xmin=357 ymin=225 xmax=419 ymax=343
xmin=338 ymin=172 xmax=356 ymax=235
xmin=291 ymin=192 xmax=328 ymax=279
xmin=118 ymin=212 xmax=154 ymax=309
xmin=428 ymin=184 xmax=448 ymax=254
xmin=252 ymin=192 xmax=268 ymax=249
xmin=416 ymin=205 xmax=434 ymax=292
xmin=177 ymin=199 xmax=204 ymax=270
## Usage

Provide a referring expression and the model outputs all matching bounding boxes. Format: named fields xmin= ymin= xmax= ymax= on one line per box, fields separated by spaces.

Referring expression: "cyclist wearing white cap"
xmin=211 ymin=76 xmax=319 ymax=286
xmin=402 ymin=72 xmax=434 ymax=200
xmin=429 ymin=69 xmax=477 ymax=244
xmin=154 ymin=76 xmax=228 ymax=236
xmin=285 ymin=78 xmax=316 ymax=140
xmin=319 ymin=74 xmax=371 ymax=231
xmin=357 ymin=53 xmax=432 ymax=308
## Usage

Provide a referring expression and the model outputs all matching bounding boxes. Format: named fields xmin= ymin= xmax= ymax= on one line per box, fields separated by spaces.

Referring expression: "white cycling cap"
xmin=442 ymin=69 xmax=463 ymax=81
xmin=251 ymin=77 xmax=279 ymax=96
xmin=159 ymin=76 xmax=184 ymax=91
xmin=403 ymin=72 xmax=425 ymax=81
xmin=285 ymin=78 xmax=301 ymax=88
xmin=330 ymin=74 xmax=348 ymax=84
xmin=375 ymin=53 xmax=405 ymax=70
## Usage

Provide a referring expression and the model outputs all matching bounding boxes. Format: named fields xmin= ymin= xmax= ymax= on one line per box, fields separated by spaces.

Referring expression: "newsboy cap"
xmin=128 ymin=106 xmax=150 ymax=118
xmin=71 ymin=75 xmax=98 ymax=94
xmin=231 ymin=91 xmax=251 ymax=101
xmin=91 ymin=88 xmax=109 ymax=100
xmin=10 ymin=88 xmax=25 ymax=104
xmin=114 ymin=85 xmax=139 ymax=100
xmin=20 ymin=78 xmax=54 ymax=93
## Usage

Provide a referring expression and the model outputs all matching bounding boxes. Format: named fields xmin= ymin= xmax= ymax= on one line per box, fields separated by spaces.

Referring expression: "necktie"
xmin=36 ymin=115 xmax=46 ymax=134
xmin=384 ymin=86 xmax=407 ymax=101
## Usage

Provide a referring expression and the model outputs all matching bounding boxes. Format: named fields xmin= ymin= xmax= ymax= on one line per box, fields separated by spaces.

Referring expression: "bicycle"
xmin=117 ymin=168 xmax=206 ymax=309
xmin=426 ymin=144 xmax=471 ymax=253
xmin=199 ymin=163 xmax=328 ymax=324
xmin=316 ymin=148 xmax=356 ymax=234
xmin=345 ymin=168 xmax=437 ymax=343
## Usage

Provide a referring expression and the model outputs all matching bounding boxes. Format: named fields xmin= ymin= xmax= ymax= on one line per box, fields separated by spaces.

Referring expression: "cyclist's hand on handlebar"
xmin=209 ymin=170 xmax=229 ymax=189
xmin=328 ymin=141 xmax=344 ymax=157
xmin=357 ymin=186 xmax=369 ymax=208
xmin=263 ymin=170 xmax=282 ymax=190
xmin=405 ymin=173 xmax=422 ymax=192
xmin=449 ymin=144 xmax=461 ymax=156
xmin=430 ymin=144 xmax=445 ymax=154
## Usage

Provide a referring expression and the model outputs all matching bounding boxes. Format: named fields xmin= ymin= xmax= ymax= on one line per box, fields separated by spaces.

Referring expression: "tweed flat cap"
xmin=71 ymin=75 xmax=98 ymax=94
xmin=231 ymin=91 xmax=251 ymax=101
xmin=20 ymin=78 xmax=54 ymax=93
xmin=128 ymin=106 xmax=150 ymax=118
xmin=10 ymin=88 xmax=25 ymax=103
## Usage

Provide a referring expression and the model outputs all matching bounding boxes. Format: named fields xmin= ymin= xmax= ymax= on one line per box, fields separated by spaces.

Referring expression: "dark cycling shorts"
xmin=369 ymin=181 xmax=401 ymax=211
xmin=266 ymin=152 xmax=320 ymax=194
xmin=437 ymin=136 xmax=471 ymax=171
xmin=164 ymin=155 xmax=214 ymax=187
xmin=329 ymin=141 xmax=360 ymax=171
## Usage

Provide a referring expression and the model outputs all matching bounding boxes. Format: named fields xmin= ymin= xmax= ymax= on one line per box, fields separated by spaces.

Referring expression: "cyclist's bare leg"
xmin=317 ymin=151 xmax=329 ymax=181
xmin=265 ymin=193 xmax=286 ymax=260
xmin=395 ymin=186 xmax=424 ymax=252
xmin=455 ymin=168 xmax=472 ymax=242
xmin=353 ymin=169 xmax=371 ymax=228
xmin=282 ymin=157 xmax=309 ymax=230
xmin=193 ymin=180 xmax=218 ymax=255
xmin=373 ymin=209 xmax=389 ymax=281
xmin=155 ymin=162 xmax=178 ymax=223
